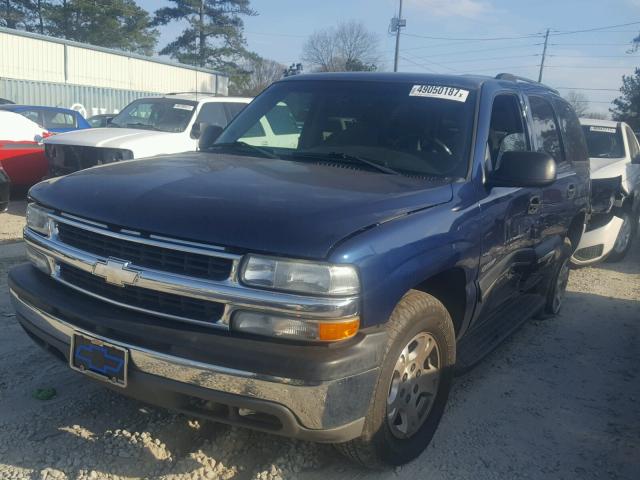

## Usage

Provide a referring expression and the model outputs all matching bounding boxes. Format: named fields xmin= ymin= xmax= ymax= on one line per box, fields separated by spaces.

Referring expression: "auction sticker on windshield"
xmin=173 ymin=104 xmax=194 ymax=111
xmin=590 ymin=126 xmax=616 ymax=133
xmin=409 ymin=85 xmax=469 ymax=102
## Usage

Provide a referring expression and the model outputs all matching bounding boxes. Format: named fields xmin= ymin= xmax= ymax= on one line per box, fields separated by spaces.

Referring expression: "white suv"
xmin=45 ymin=94 xmax=252 ymax=176
xmin=572 ymin=118 xmax=640 ymax=265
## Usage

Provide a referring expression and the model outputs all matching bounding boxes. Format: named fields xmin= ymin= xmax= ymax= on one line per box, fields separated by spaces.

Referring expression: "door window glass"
xmin=44 ymin=111 xmax=76 ymax=129
xmin=625 ymin=125 xmax=640 ymax=160
xmin=553 ymin=100 xmax=588 ymax=162
xmin=195 ymin=103 xmax=228 ymax=128
xmin=529 ymin=96 xmax=565 ymax=164
xmin=487 ymin=94 xmax=528 ymax=171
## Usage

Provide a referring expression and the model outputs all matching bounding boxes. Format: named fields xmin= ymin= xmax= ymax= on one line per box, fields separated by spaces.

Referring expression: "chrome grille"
xmin=59 ymin=263 xmax=225 ymax=323
xmin=57 ymin=222 xmax=233 ymax=281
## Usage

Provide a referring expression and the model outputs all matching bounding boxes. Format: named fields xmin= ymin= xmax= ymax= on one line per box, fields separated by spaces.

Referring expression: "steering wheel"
xmin=391 ymin=135 xmax=453 ymax=156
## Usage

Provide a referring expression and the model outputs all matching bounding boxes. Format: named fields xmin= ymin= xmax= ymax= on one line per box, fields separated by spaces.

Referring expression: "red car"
xmin=0 ymin=111 xmax=50 ymax=187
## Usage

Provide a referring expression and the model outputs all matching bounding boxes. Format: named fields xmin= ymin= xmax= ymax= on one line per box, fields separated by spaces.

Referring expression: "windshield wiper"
xmin=125 ymin=122 xmax=162 ymax=131
xmin=285 ymin=151 xmax=400 ymax=175
xmin=207 ymin=141 xmax=280 ymax=159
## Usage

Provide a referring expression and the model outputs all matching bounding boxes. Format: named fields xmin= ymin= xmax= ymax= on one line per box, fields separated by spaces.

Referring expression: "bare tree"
xmin=302 ymin=20 xmax=380 ymax=72
xmin=584 ymin=111 xmax=608 ymax=120
xmin=564 ymin=91 xmax=590 ymax=117
xmin=230 ymin=53 xmax=285 ymax=96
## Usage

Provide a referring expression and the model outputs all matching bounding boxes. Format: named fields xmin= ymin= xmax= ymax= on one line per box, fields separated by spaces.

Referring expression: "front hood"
xmin=44 ymin=128 xmax=180 ymax=149
xmin=30 ymin=153 xmax=453 ymax=258
xmin=589 ymin=157 xmax=626 ymax=180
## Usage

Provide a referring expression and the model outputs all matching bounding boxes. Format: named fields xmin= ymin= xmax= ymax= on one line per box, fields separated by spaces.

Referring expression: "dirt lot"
xmin=0 ymin=241 xmax=638 ymax=479
xmin=0 ymin=200 xmax=27 ymax=244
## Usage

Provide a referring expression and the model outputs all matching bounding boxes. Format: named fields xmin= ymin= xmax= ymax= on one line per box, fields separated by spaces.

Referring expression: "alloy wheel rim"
xmin=613 ymin=214 xmax=632 ymax=254
xmin=386 ymin=332 xmax=441 ymax=439
xmin=552 ymin=258 xmax=570 ymax=313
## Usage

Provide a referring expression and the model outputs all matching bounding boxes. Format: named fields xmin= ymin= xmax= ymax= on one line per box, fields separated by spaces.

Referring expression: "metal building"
xmin=0 ymin=27 xmax=228 ymax=118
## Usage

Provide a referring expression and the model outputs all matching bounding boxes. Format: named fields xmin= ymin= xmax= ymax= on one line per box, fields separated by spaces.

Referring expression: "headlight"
xmin=241 ymin=255 xmax=360 ymax=296
xmin=26 ymin=203 xmax=51 ymax=236
xmin=232 ymin=311 xmax=360 ymax=342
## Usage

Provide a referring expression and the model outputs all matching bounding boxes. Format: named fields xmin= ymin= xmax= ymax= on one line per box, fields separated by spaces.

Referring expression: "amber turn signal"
xmin=318 ymin=318 xmax=360 ymax=341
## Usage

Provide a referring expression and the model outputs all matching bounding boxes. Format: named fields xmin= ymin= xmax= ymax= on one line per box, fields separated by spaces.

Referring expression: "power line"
xmin=409 ymin=54 xmax=540 ymax=65
xmin=549 ymin=54 xmax=640 ymax=58
xmin=545 ymin=64 xmax=638 ymax=69
xmin=403 ymin=32 xmax=544 ymax=42
xmin=400 ymin=53 xmax=460 ymax=72
xmin=550 ymin=21 xmax=640 ymax=35
xmin=398 ymin=55 xmax=438 ymax=73
xmin=550 ymin=42 xmax=634 ymax=46
xmin=555 ymin=87 xmax=620 ymax=91
xmin=401 ymin=42 xmax=543 ymax=59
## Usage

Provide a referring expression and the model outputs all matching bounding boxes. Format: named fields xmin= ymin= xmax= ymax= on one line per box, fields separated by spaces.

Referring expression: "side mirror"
xmin=198 ymin=124 xmax=224 ymax=150
xmin=190 ymin=121 xmax=202 ymax=139
xmin=488 ymin=151 xmax=557 ymax=188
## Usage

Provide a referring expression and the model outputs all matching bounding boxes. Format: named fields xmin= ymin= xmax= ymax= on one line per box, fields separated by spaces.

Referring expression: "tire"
xmin=606 ymin=210 xmax=637 ymax=263
xmin=543 ymin=238 xmax=573 ymax=315
xmin=335 ymin=290 xmax=456 ymax=468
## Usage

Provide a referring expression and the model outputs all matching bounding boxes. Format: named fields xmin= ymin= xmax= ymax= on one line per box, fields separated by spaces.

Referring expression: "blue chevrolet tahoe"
xmin=9 ymin=72 xmax=589 ymax=467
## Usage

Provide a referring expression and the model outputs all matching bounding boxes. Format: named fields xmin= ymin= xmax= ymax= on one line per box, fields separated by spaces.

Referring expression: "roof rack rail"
xmin=494 ymin=73 xmax=559 ymax=94
xmin=165 ymin=91 xmax=218 ymax=96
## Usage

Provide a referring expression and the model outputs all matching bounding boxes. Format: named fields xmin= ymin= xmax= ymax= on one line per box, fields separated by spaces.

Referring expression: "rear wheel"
xmin=335 ymin=290 xmax=455 ymax=468
xmin=543 ymin=238 xmax=572 ymax=315
xmin=606 ymin=210 xmax=637 ymax=262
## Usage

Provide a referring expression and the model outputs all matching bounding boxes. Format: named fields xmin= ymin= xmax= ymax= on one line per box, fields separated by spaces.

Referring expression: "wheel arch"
xmin=411 ymin=267 xmax=469 ymax=336
xmin=567 ymin=211 xmax=587 ymax=253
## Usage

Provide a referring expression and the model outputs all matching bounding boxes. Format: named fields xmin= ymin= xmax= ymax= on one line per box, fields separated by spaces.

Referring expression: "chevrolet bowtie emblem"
xmin=93 ymin=259 xmax=139 ymax=287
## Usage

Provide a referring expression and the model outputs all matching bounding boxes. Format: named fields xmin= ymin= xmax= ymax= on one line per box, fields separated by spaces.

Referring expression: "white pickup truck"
xmin=572 ymin=118 xmax=640 ymax=265
xmin=44 ymin=94 xmax=252 ymax=175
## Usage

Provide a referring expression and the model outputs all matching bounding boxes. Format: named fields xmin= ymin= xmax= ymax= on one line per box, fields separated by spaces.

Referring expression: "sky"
xmin=137 ymin=0 xmax=640 ymax=115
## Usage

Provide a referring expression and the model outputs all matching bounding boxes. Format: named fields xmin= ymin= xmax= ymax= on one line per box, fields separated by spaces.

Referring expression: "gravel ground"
xmin=0 ymin=200 xmax=27 ymax=244
xmin=0 ymin=241 xmax=638 ymax=479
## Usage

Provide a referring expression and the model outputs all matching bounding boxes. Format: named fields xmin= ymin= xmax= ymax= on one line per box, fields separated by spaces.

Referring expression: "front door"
xmin=476 ymin=93 xmax=541 ymax=320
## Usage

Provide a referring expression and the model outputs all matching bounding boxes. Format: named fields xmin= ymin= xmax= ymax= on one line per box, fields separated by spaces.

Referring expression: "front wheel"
xmin=335 ymin=290 xmax=456 ymax=468
xmin=606 ymin=211 xmax=637 ymax=262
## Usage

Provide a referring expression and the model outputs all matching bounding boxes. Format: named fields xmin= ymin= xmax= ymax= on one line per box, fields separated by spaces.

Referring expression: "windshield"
xmin=582 ymin=124 xmax=624 ymax=159
xmin=110 ymin=98 xmax=197 ymax=132
xmin=214 ymin=80 xmax=477 ymax=178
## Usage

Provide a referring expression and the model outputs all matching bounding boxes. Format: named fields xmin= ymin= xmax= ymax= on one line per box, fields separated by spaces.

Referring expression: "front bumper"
xmin=9 ymin=265 xmax=384 ymax=442
xmin=572 ymin=215 xmax=624 ymax=266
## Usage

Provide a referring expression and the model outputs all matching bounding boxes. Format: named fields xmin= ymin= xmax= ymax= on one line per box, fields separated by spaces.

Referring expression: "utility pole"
xmin=392 ymin=0 xmax=406 ymax=72
xmin=538 ymin=28 xmax=550 ymax=83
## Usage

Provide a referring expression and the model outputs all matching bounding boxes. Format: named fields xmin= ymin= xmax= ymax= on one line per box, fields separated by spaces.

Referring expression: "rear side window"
xmin=528 ymin=96 xmax=565 ymax=164
xmin=195 ymin=103 xmax=228 ymax=128
xmin=553 ymin=100 xmax=589 ymax=162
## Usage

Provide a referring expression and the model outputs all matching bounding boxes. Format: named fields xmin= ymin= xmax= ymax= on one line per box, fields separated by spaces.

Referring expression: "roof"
xmin=143 ymin=93 xmax=252 ymax=103
xmin=278 ymin=72 xmax=558 ymax=94
xmin=580 ymin=118 xmax=619 ymax=128
xmin=0 ymin=104 xmax=78 ymax=112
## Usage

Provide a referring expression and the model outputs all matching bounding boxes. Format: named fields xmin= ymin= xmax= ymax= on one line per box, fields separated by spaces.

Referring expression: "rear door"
xmin=527 ymin=95 xmax=585 ymax=252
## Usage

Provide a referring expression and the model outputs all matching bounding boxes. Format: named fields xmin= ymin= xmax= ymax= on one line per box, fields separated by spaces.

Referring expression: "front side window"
xmin=486 ymin=94 xmax=528 ymax=171
xmin=529 ymin=96 xmax=565 ymax=164
xmin=582 ymin=124 xmax=624 ymax=159
xmin=215 ymin=81 xmax=477 ymax=178
xmin=195 ymin=103 xmax=228 ymax=128
xmin=110 ymin=99 xmax=197 ymax=132
xmin=44 ymin=111 xmax=76 ymax=129
xmin=624 ymin=125 xmax=640 ymax=160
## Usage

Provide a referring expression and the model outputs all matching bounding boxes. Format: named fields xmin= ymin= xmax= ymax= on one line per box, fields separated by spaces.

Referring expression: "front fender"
xmin=329 ymin=197 xmax=482 ymax=330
